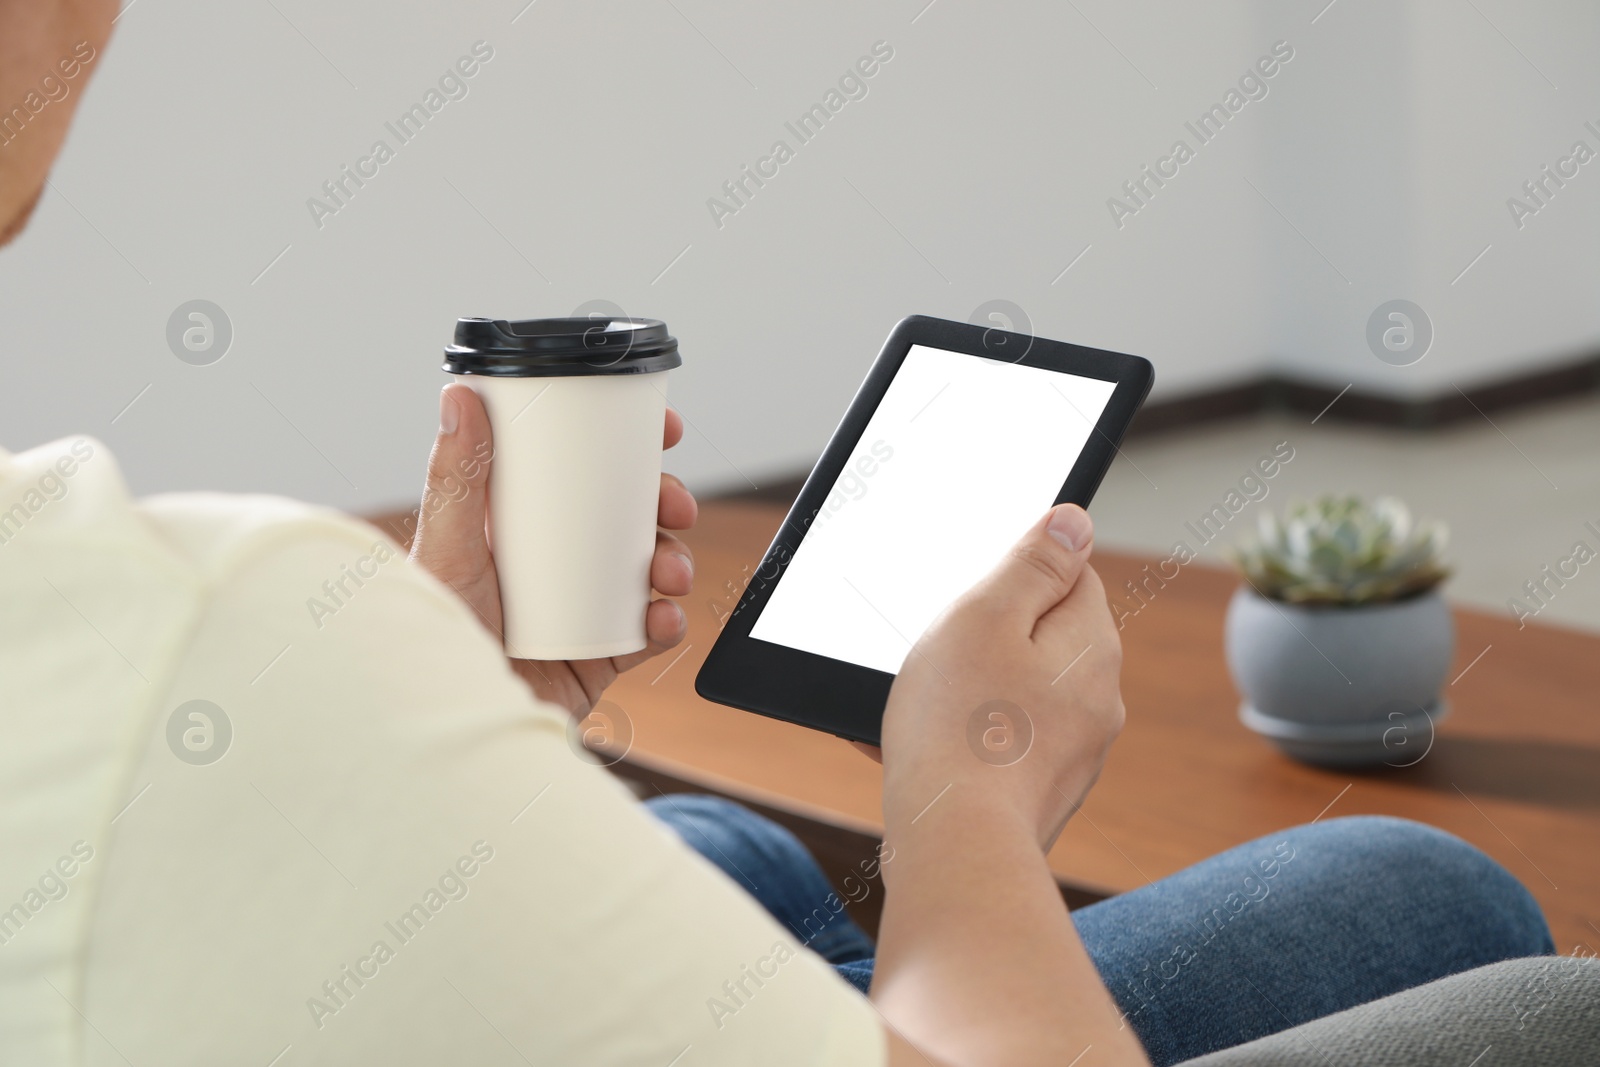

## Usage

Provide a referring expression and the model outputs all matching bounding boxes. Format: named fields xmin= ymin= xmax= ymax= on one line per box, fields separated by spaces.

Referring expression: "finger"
xmin=658 ymin=472 xmax=698 ymax=530
xmin=968 ymin=504 xmax=1094 ymax=628
xmin=1034 ymin=563 xmax=1114 ymax=651
xmin=410 ymin=383 xmax=494 ymax=582
xmin=608 ymin=598 xmax=689 ymax=675
xmin=644 ymin=595 xmax=688 ymax=648
xmin=664 ymin=408 xmax=684 ymax=450
xmin=650 ymin=531 xmax=694 ymax=597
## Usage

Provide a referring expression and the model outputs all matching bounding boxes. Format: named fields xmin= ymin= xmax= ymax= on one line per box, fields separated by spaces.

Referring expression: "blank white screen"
xmin=749 ymin=344 xmax=1117 ymax=674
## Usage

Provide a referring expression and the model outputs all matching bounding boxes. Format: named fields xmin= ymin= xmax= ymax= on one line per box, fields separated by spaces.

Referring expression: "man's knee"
xmin=1297 ymin=816 xmax=1553 ymax=958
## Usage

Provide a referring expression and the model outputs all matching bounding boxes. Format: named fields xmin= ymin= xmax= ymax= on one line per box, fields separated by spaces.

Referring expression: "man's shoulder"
xmin=0 ymin=434 xmax=436 ymax=620
xmin=0 ymin=435 xmax=118 ymax=549
xmin=138 ymin=489 xmax=405 ymax=584
xmin=0 ymin=435 xmax=401 ymax=576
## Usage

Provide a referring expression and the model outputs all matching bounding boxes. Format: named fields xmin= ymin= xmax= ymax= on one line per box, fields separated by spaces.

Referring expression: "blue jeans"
xmin=647 ymin=796 xmax=1554 ymax=1066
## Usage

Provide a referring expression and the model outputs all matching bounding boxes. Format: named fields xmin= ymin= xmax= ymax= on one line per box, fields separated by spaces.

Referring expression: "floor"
xmin=1088 ymin=393 xmax=1600 ymax=634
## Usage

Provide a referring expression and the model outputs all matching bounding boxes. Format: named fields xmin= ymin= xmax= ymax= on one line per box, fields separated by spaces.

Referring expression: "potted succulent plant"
xmin=1224 ymin=496 xmax=1454 ymax=767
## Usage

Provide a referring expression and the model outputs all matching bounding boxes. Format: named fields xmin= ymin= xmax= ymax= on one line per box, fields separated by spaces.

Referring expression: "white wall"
xmin=1256 ymin=2 xmax=1600 ymax=396
xmin=1 ymin=0 xmax=1595 ymax=508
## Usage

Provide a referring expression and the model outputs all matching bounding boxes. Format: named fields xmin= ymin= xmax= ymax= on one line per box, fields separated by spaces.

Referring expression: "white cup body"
xmin=458 ymin=371 xmax=669 ymax=660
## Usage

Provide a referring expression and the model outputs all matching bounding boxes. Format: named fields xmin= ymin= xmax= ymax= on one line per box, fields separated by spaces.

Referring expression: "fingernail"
xmin=676 ymin=553 xmax=694 ymax=581
xmin=439 ymin=386 xmax=460 ymax=435
xmin=1047 ymin=505 xmax=1092 ymax=551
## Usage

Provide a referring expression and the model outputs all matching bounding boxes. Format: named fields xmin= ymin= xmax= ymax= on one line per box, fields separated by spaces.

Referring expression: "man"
xmin=0 ymin=4 xmax=1559 ymax=1066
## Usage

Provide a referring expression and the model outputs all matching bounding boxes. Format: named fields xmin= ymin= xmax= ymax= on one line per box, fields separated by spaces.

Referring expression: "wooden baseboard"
xmin=713 ymin=353 xmax=1600 ymax=505
xmin=1127 ymin=353 xmax=1600 ymax=437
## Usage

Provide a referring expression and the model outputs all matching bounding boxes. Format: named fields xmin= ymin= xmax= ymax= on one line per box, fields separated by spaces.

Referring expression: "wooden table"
xmin=600 ymin=500 xmax=1600 ymax=954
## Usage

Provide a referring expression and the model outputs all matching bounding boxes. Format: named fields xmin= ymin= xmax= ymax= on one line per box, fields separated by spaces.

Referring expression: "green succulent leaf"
xmin=1229 ymin=494 xmax=1451 ymax=605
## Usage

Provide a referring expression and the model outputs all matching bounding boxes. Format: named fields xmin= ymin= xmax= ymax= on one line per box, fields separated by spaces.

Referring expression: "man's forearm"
xmin=871 ymin=794 xmax=1150 ymax=1067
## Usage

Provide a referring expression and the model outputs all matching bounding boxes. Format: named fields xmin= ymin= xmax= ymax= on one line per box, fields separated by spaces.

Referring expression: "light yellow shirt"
xmin=0 ymin=436 xmax=884 ymax=1066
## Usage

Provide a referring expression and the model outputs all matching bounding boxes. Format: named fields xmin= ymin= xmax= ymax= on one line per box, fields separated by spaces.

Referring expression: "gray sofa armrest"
xmin=1179 ymin=955 xmax=1600 ymax=1067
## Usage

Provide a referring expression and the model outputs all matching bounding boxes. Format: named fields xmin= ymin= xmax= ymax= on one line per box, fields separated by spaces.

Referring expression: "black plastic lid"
xmin=443 ymin=317 xmax=681 ymax=376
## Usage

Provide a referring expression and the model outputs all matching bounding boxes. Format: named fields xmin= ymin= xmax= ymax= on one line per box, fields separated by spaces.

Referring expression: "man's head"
xmin=0 ymin=0 xmax=117 ymax=247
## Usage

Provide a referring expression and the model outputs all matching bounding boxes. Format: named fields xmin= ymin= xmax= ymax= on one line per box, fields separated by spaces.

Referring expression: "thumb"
xmin=971 ymin=504 xmax=1094 ymax=625
xmin=409 ymin=383 xmax=494 ymax=584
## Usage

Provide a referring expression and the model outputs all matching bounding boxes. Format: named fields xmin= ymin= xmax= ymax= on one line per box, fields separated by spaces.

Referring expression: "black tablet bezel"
xmin=694 ymin=314 xmax=1154 ymax=746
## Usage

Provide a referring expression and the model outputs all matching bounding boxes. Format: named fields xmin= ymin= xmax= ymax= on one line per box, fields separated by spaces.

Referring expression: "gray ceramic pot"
xmin=1224 ymin=588 xmax=1455 ymax=766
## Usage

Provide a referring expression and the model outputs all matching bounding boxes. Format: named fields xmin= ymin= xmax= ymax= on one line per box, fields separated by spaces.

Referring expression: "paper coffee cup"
xmin=443 ymin=316 xmax=681 ymax=661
